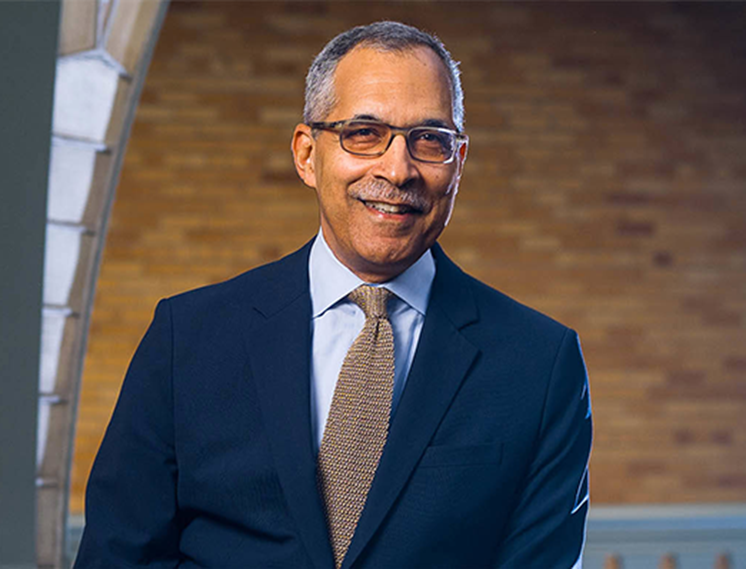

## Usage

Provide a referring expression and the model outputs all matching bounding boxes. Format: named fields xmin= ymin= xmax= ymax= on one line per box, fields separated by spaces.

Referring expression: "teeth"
xmin=366 ymin=201 xmax=412 ymax=214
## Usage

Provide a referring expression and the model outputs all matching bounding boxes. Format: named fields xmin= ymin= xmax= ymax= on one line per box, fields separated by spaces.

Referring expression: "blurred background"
xmin=2 ymin=1 xmax=745 ymax=568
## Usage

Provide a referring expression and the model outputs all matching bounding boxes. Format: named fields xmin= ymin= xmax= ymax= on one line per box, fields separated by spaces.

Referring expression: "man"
xmin=76 ymin=21 xmax=592 ymax=568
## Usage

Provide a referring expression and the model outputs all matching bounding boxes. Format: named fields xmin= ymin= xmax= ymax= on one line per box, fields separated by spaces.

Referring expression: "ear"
xmin=292 ymin=123 xmax=317 ymax=189
xmin=451 ymin=137 xmax=469 ymax=189
xmin=456 ymin=137 xmax=468 ymax=179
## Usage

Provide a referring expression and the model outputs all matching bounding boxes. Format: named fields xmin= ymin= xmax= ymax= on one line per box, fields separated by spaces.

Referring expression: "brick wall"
xmin=71 ymin=2 xmax=746 ymax=514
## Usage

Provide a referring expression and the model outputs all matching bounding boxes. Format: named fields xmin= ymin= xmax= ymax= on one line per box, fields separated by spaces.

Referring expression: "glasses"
xmin=309 ymin=119 xmax=468 ymax=164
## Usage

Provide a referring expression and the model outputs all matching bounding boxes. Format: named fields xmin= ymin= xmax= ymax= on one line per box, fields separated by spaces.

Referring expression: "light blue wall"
xmin=584 ymin=504 xmax=746 ymax=568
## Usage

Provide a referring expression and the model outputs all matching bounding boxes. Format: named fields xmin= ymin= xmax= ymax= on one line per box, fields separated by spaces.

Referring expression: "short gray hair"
xmin=304 ymin=21 xmax=465 ymax=132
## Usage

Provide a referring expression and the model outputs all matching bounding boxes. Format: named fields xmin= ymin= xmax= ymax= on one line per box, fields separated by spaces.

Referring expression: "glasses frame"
xmin=309 ymin=119 xmax=468 ymax=164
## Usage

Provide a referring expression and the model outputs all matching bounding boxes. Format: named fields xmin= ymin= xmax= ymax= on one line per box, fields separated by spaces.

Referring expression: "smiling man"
xmin=76 ymin=22 xmax=592 ymax=569
xmin=293 ymin=43 xmax=466 ymax=283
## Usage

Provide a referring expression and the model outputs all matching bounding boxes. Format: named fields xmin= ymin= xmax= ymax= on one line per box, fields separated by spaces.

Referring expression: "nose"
xmin=371 ymin=133 xmax=420 ymax=188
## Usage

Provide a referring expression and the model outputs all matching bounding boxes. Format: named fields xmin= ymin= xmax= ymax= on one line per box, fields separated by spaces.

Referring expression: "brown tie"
xmin=317 ymin=285 xmax=395 ymax=568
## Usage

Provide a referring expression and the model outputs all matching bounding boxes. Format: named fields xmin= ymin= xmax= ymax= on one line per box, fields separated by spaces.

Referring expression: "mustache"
xmin=348 ymin=179 xmax=429 ymax=212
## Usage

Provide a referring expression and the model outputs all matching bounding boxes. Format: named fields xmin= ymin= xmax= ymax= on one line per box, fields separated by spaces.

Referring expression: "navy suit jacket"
xmin=75 ymin=241 xmax=592 ymax=568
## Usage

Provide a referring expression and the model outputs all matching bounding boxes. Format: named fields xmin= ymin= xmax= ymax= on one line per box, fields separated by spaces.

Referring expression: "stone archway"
xmin=38 ymin=1 xmax=168 ymax=566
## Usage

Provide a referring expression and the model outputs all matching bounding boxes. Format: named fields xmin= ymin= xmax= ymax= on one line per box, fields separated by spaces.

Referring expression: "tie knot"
xmin=348 ymin=285 xmax=393 ymax=319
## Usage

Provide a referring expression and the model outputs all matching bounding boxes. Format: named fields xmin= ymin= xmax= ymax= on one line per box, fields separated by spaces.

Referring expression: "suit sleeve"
xmin=494 ymin=328 xmax=592 ymax=568
xmin=74 ymin=299 xmax=181 ymax=568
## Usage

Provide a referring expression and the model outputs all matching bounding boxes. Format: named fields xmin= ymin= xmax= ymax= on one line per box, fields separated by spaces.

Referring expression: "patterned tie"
xmin=317 ymin=285 xmax=395 ymax=568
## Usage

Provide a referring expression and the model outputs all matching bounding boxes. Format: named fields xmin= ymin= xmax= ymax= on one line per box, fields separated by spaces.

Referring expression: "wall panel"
xmin=72 ymin=1 xmax=746 ymax=513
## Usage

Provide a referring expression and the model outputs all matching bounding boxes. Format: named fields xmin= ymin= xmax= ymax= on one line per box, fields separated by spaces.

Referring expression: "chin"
xmin=358 ymin=243 xmax=420 ymax=273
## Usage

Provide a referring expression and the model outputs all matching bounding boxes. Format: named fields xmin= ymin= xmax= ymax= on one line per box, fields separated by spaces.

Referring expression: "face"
xmin=292 ymin=46 xmax=468 ymax=283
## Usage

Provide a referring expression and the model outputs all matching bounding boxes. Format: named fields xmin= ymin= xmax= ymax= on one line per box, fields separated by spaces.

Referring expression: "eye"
xmin=341 ymin=122 xmax=388 ymax=150
xmin=418 ymin=131 xmax=441 ymax=142
xmin=411 ymin=128 xmax=453 ymax=154
xmin=349 ymin=127 xmax=376 ymax=137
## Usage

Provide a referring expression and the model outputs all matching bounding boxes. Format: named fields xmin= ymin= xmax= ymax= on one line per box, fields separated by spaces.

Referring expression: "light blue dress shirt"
xmin=308 ymin=231 xmax=435 ymax=451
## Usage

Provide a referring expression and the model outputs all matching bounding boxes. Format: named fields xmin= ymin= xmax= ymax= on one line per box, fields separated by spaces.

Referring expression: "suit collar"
xmin=249 ymin=239 xmax=314 ymax=318
xmin=429 ymin=242 xmax=479 ymax=330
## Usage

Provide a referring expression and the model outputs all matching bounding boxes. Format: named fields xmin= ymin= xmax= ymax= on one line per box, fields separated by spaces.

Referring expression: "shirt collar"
xmin=309 ymin=230 xmax=435 ymax=318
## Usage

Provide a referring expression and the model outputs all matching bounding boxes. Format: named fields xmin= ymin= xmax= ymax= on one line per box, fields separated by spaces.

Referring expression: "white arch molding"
xmin=39 ymin=1 xmax=169 ymax=566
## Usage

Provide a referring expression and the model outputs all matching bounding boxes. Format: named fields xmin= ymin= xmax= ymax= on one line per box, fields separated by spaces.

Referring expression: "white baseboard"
xmin=584 ymin=504 xmax=746 ymax=569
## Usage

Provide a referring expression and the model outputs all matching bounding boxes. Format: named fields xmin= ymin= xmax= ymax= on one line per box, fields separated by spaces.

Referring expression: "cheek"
xmin=315 ymin=161 xmax=350 ymax=208
xmin=430 ymin=174 xmax=459 ymax=207
xmin=429 ymin=183 xmax=459 ymax=227
xmin=318 ymin=148 xmax=370 ymax=185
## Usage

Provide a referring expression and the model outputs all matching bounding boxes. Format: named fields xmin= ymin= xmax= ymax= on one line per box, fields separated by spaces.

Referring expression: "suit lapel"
xmin=242 ymin=241 xmax=334 ymax=569
xmin=342 ymin=245 xmax=480 ymax=569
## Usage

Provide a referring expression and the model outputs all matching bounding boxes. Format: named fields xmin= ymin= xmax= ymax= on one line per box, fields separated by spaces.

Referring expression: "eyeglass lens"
xmin=339 ymin=121 xmax=456 ymax=162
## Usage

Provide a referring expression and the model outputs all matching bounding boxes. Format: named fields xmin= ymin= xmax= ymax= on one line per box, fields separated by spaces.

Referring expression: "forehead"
xmin=329 ymin=46 xmax=454 ymax=127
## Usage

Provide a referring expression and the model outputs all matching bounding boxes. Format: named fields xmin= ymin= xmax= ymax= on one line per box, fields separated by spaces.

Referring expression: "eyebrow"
xmin=350 ymin=114 xmax=453 ymax=130
xmin=351 ymin=113 xmax=383 ymax=122
xmin=419 ymin=118 xmax=451 ymax=129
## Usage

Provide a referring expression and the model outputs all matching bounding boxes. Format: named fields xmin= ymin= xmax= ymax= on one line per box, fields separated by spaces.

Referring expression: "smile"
xmin=361 ymin=200 xmax=421 ymax=215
